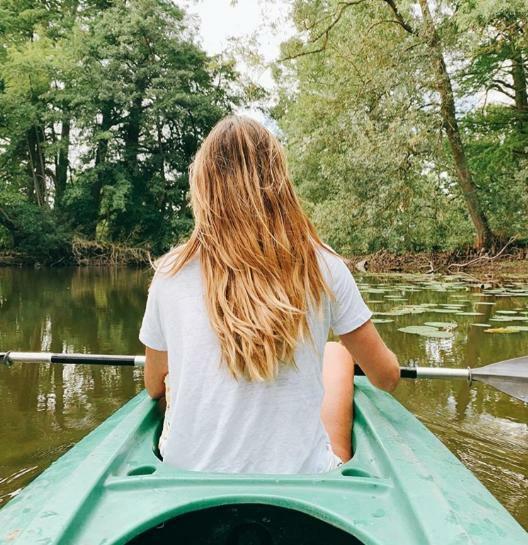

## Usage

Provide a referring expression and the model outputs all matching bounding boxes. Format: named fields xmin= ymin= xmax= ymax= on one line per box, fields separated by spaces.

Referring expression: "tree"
xmin=274 ymin=0 xmax=523 ymax=251
xmin=454 ymin=1 xmax=528 ymax=241
xmin=0 ymin=0 xmax=242 ymax=260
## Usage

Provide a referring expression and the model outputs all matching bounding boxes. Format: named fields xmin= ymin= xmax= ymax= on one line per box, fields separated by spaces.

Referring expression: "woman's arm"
xmin=144 ymin=346 xmax=168 ymax=400
xmin=339 ymin=320 xmax=400 ymax=392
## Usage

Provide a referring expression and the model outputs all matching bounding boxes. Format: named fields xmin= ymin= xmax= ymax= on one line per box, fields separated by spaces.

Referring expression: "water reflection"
xmin=0 ymin=268 xmax=527 ymax=529
xmin=0 ymin=267 xmax=149 ymax=507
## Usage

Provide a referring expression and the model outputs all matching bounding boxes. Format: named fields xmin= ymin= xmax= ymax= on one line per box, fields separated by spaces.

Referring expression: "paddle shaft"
xmin=0 ymin=352 xmax=145 ymax=366
xmin=1 ymin=351 xmax=470 ymax=380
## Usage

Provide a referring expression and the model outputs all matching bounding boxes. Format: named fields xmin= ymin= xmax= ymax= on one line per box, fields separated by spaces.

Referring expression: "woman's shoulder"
xmin=151 ymin=244 xmax=200 ymax=283
xmin=315 ymin=243 xmax=347 ymax=271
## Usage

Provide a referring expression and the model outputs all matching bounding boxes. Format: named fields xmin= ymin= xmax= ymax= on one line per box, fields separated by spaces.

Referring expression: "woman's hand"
xmin=339 ymin=320 xmax=400 ymax=392
xmin=144 ymin=346 xmax=168 ymax=399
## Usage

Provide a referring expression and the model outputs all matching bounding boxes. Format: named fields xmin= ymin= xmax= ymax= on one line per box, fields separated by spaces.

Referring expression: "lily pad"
xmin=495 ymin=293 xmax=528 ymax=297
xmin=372 ymin=318 xmax=394 ymax=324
xmin=398 ymin=325 xmax=453 ymax=339
xmin=484 ymin=326 xmax=528 ymax=334
xmin=489 ymin=316 xmax=528 ymax=322
xmin=496 ymin=310 xmax=520 ymax=315
xmin=364 ymin=288 xmax=387 ymax=294
xmin=374 ymin=310 xmax=408 ymax=316
xmin=455 ymin=311 xmax=484 ymax=316
xmin=471 ymin=323 xmax=491 ymax=328
xmin=424 ymin=321 xmax=457 ymax=329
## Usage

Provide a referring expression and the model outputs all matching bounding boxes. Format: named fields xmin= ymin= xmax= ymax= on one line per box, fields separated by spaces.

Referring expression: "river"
xmin=0 ymin=267 xmax=526 ymax=529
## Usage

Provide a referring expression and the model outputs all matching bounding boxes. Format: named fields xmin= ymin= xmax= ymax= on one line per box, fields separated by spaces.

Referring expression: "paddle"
xmin=1 ymin=351 xmax=527 ymax=403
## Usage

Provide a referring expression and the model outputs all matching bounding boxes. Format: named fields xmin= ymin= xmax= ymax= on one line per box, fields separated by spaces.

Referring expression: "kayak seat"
xmin=125 ymin=398 xmax=368 ymax=544
xmin=126 ymin=503 xmax=366 ymax=545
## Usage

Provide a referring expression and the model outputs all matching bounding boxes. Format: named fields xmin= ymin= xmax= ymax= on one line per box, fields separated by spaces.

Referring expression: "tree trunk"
xmin=55 ymin=115 xmax=71 ymax=206
xmin=124 ymin=95 xmax=143 ymax=179
xmin=155 ymin=114 xmax=167 ymax=210
xmin=418 ymin=0 xmax=494 ymax=249
xmin=26 ymin=127 xmax=47 ymax=207
xmin=93 ymin=102 xmax=113 ymax=199
xmin=87 ymin=102 xmax=114 ymax=237
xmin=511 ymin=50 xmax=528 ymax=129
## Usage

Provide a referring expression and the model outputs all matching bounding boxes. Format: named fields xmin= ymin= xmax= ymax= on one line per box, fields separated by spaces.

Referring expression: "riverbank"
xmin=2 ymin=244 xmax=527 ymax=276
xmin=0 ymin=238 xmax=150 ymax=267
xmin=346 ymin=247 xmax=528 ymax=277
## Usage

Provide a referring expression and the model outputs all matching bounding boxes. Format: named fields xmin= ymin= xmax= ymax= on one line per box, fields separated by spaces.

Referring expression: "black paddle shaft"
xmin=51 ymin=355 xmax=137 ymax=365
xmin=354 ymin=364 xmax=417 ymax=379
xmin=0 ymin=352 xmax=137 ymax=366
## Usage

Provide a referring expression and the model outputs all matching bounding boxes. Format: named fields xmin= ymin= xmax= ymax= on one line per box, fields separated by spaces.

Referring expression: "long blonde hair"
xmin=160 ymin=115 xmax=333 ymax=381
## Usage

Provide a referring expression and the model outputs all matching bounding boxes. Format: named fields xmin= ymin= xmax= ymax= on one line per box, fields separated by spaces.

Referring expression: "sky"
xmin=179 ymin=0 xmax=294 ymax=123
xmin=177 ymin=2 xmax=508 ymax=117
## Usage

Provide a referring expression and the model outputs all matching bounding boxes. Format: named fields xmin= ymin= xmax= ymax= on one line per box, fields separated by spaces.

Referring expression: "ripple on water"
xmin=418 ymin=414 xmax=528 ymax=524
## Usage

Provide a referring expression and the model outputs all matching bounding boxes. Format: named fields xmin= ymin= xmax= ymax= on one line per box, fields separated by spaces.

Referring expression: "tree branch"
xmin=279 ymin=0 xmax=367 ymax=62
xmin=366 ymin=19 xmax=414 ymax=35
xmin=381 ymin=0 xmax=416 ymax=35
xmin=488 ymin=83 xmax=516 ymax=99
xmin=0 ymin=207 xmax=16 ymax=230
xmin=492 ymin=78 xmax=516 ymax=90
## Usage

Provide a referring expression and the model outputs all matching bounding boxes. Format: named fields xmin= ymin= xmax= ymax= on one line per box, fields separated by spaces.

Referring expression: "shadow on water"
xmin=0 ymin=268 xmax=527 ymax=529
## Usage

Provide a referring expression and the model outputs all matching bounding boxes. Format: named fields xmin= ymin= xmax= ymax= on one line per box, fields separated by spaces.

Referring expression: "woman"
xmin=139 ymin=115 xmax=399 ymax=474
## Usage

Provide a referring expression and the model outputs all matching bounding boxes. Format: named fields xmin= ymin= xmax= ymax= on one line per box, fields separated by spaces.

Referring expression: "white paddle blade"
xmin=472 ymin=356 xmax=528 ymax=403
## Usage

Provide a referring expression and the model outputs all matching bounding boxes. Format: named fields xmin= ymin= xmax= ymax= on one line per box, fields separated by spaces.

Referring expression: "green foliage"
xmin=1 ymin=0 xmax=526 ymax=260
xmin=0 ymin=188 xmax=71 ymax=259
xmin=273 ymin=0 xmax=528 ymax=254
xmin=0 ymin=0 xmax=241 ymax=260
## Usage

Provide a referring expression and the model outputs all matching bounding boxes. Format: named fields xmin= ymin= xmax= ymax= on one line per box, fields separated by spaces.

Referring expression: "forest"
xmin=0 ymin=0 xmax=527 ymax=263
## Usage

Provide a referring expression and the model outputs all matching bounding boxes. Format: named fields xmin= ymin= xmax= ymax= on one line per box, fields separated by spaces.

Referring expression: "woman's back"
xmin=140 ymin=246 xmax=371 ymax=473
xmin=139 ymin=115 xmax=399 ymax=474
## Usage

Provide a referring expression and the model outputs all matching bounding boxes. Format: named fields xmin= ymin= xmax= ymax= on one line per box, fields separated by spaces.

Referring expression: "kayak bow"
xmin=0 ymin=378 xmax=526 ymax=545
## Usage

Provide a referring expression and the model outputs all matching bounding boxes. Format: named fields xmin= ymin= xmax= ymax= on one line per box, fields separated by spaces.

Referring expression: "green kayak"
xmin=0 ymin=378 xmax=526 ymax=545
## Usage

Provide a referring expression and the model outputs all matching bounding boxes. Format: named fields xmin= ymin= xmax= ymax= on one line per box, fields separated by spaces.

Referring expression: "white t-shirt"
xmin=139 ymin=245 xmax=372 ymax=474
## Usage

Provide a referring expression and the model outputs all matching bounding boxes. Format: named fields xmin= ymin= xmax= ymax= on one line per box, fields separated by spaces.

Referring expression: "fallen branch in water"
xmin=447 ymin=237 xmax=517 ymax=272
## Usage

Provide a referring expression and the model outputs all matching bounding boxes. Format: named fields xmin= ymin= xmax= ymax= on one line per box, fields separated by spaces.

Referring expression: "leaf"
xmin=424 ymin=321 xmax=457 ymax=329
xmin=372 ymin=318 xmax=394 ymax=324
xmin=490 ymin=316 xmax=528 ymax=322
xmin=398 ymin=326 xmax=453 ymax=338
xmin=484 ymin=327 xmax=528 ymax=334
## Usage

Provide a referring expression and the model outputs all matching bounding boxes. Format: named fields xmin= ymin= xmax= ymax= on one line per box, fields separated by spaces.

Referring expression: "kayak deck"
xmin=0 ymin=378 xmax=526 ymax=545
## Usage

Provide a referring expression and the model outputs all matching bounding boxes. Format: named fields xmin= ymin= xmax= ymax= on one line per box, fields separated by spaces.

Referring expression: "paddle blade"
xmin=472 ymin=356 xmax=528 ymax=403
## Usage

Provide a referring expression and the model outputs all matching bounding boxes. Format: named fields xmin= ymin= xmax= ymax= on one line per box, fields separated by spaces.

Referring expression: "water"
xmin=0 ymin=267 xmax=527 ymax=529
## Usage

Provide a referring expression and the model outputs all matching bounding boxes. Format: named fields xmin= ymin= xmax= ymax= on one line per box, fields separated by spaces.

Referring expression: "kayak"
xmin=0 ymin=377 xmax=526 ymax=545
